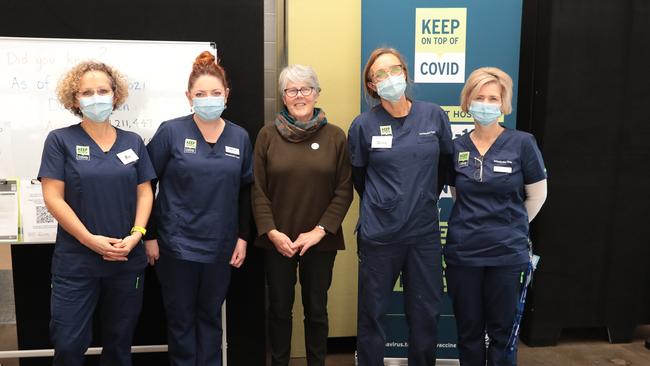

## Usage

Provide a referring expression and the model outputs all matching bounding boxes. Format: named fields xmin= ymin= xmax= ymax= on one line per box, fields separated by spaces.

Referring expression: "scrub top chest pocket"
xmin=453 ymin=130 xmax=529 ymax=198
xmin=490 ymin=157 xmax=519 ymax=185
xmin=371 ymin=129 xmax=441 ymax=165
xmin=368 ymin=131 xmax=440 ymax=163
xmin=415 ymin=131 xmax=440 ymax=161
xmin=454 ymin=130 xmax=525 ymax=210
xmin=417 ymin=131 xmax=438 ymax=144
xmin=456 ymin=150 xmax=522 ymax=190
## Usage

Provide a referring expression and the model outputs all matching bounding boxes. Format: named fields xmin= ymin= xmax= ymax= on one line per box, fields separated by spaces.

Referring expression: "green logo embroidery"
xmin=184 ymin=138 xmax=197 ymax=153
xmin=458 ymin=151 xmax=469 ymax=167
xmin=75 ymin=145 xmax=90 ymax=160
xmin=380 ymin=125 xmax=392 ymax=136
xmin=393 ymin=274 xmax=403 ymax=292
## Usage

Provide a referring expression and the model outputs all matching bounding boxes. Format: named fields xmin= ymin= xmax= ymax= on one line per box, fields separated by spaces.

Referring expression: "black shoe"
xmin=646 ymin=338 xmax=650 ymax=350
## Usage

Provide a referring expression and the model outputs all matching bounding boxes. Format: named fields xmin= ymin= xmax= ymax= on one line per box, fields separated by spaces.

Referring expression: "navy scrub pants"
xmin=446 ymin=263 xmax=528 ymax=366
xmin=156 ymin=253 xmax=232 ymax=366
xmin=265 ymin=248 xmax=337 ymax=366
xmin=50 ymin=271 xmax=145 ymax=366
xmin=357 ymin=239 xmax=443 ymax=366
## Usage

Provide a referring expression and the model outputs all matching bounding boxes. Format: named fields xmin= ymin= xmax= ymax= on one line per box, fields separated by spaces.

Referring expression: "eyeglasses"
xmin=283 ymin=87 xmax=316 ymax=98
xmin=77 ymin=88 xmax=113 ymax=98
xmin=372 ymin=65 xmax=404 ymax=82
xmin=471 ymin=156 xmax=484 ymax=182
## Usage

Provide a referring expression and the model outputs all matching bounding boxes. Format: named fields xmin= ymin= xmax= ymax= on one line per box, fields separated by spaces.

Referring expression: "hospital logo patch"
xmin=380 ymin=125 xmax=392 ymax=136
xmin=458 ymin=151 xmax=469 ymax=167
xmin=184 ymin=138 xmax=197 ymax=154
xmin=76 ymin=145 xmax=90 ymax=161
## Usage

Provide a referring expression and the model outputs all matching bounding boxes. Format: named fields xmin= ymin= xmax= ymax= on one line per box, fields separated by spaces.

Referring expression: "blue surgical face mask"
xmin=376 ymin=75 xmax=407 ymax=103
xmin=193 ymin=96 xmax=226 ymax=122
xmin=469 ymin=101 xmax=502 ymax=126
xmin=79 ymin=95 xmax=114 ymax=123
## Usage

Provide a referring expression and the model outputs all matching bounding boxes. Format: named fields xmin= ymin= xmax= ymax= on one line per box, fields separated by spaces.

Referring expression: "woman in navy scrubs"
xmin=445 ymin=67 xmax=547 ymax=366
xmin=144 ymin=51 xmax=253 ymax=366
xmin=39 ymin=61 xmax=156 ymax=366
xmin=348 ymin=47 xmax=454 ymax=366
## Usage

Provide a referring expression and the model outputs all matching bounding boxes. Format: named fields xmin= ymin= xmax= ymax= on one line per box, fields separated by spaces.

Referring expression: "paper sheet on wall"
xmin=0 ymin=179 xmax=19 ymax=242
xmin=0 ymin=121 xmax=13 ymax=177
xmin=20 ymin=179 xmax=57 ymax=243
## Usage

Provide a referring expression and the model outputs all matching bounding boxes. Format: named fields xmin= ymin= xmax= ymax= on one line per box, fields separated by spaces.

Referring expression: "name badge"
xmin=225 ymin=146 xmax=240 ymax=158
xmin=117 ymin=149 xmax=139 ymax=165
xmin=494 ymin=165 xmax=512 ymax=173
xmin=371 ymin=135 xmax=393 ymax=149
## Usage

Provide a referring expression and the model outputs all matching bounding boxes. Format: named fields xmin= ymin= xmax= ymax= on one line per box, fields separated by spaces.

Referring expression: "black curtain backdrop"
xmin=2 ymin=1 xmax=266 ymax=365
xmin=517 ymin=0 xmax=650 ymax=346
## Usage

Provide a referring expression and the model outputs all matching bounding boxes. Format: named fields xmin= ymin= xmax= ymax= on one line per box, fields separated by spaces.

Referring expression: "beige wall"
xmin=0 ymin=246 xmax=11 ymax=270
xmin=285 ymin=0 xmax=361 ymax=357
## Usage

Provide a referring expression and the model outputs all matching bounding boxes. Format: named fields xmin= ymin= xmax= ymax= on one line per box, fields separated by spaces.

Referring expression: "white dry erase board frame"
xmin=0 ymin=37 xmax=216 ymax=180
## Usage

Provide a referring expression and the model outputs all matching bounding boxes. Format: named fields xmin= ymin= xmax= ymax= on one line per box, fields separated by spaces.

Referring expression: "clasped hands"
xmin=84 ymin=233 xmax=142 ymax=262
xmin=268 ymin=227 xmax=326 ymax=257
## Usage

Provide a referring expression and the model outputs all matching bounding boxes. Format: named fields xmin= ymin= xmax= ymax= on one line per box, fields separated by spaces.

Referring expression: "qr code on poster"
xmin=36 ymin=205 xmax=55 ymax=224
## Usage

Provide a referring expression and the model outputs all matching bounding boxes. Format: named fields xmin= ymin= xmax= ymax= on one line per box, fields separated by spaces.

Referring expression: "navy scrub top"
xmin=146 ymin=115 xmax=253 ymax=263
xmin=445 ymin=129 xmax=547 ymax=267
xmin=348 ymin=100 xmax=454 ymax=245
xmin=38 ymin=124 xmax=156 ymax=277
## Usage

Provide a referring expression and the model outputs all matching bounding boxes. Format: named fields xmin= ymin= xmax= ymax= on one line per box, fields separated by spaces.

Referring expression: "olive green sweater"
xmin=252 ymin=123 xmax=353 ymax=250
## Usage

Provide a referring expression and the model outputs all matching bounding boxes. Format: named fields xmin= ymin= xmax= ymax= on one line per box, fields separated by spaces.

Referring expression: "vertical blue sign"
xmin=361 ymin=0 xmax=523 ymax=361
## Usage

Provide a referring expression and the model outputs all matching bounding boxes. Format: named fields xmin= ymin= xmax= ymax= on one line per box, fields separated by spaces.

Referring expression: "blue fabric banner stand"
xmin=360 ymin=1 xmax=524 ymax=364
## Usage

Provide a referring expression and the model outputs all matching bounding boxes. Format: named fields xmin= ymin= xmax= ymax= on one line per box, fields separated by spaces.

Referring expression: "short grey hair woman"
xmin=252 ymin=64 xmax=353 ymax=366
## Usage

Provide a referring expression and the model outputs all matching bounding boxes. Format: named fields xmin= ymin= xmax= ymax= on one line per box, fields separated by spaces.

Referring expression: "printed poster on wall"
xmin=414 ymin=8 xmax=467 ymax=83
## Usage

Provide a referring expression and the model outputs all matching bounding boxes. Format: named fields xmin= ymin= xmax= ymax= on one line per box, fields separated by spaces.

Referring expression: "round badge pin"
xmin=311 ymin=143 xmax=319 ymax=150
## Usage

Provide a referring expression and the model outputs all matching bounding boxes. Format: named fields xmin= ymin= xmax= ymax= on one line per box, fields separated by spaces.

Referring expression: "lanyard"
xmin=505 ymin=253 xmax=540 ymax=360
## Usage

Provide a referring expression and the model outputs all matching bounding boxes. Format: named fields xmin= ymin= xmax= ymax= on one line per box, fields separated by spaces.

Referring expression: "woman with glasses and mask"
xmin=252 ymin=64 xmax=352 ymax=366
xmin=144 ymin=51 xmax=253 ymax=366
xmin=445 ymin=67 xmax=547 ymax=366
xmin=38 ymin=61 xmax=156 ymax=366
xmin=348 ymin=47 xmax=453 ymax=366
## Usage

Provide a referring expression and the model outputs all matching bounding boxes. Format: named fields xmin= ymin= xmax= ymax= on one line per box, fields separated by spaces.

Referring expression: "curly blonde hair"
xmin=56 ymin=61 xmax=129 ymax=118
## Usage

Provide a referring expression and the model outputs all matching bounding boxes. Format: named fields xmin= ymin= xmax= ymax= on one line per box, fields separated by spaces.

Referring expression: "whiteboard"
xmin=0 ymin=37 xmax=215 ymax=179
